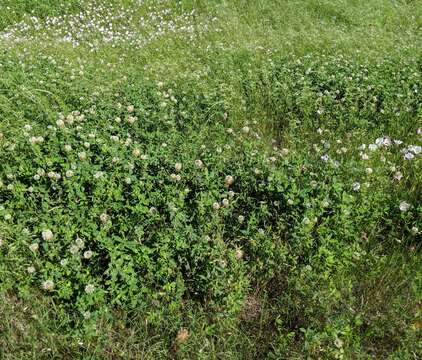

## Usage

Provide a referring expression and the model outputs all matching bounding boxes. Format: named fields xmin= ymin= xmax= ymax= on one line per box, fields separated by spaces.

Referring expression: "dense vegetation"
xmin=0 ymin=1 xmax=421 ymax=358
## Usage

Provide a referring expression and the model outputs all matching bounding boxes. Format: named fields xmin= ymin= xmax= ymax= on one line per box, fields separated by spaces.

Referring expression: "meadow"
xmin=0 ymin=0 xmax=421 ymax=358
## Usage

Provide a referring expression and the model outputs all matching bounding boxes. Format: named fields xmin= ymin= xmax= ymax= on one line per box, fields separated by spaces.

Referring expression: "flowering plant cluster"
xmin=0 ymin=0 xmax=421 ymax=357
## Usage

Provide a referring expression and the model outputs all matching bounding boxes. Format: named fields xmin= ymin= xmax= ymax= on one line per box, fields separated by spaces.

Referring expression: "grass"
xmin=0 ymin=0 xmax=421 ymax=358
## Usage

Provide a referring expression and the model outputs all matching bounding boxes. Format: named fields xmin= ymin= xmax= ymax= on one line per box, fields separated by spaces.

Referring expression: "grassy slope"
xmin=0 ymin=1 xmax=421 ymax=359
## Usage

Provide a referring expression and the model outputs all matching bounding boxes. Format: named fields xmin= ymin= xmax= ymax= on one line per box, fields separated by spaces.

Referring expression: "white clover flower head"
xmin=228 ymin=190 xmax=235 ymax=198
xmin=394 ymin=171 xmax=403 ymax=182
xmin=287 ymin=199 xmax=294 ymax=205
xmin=352 ymin=182 xmax=361 ymax=191
xmin=84 ymin=142 xmax=90 ymax=149
xmin=64 ymin=144 xmax=72 ymax=152
xmin=242 ymin=126 xmax=250 ymax=134
xmin=127 ymin=105 xmax=135 ymax=113
xmin=132 ymin=148 xmax=141 ymax=157
xmin=227 ymin=128 xmax=234 ymax=134
xmin=83 ymin=250 xmax=93 ymax=259
xmin=175 ymin=162 xmax=182 ymax=172
xmin=75 ymin=237 xmax=84 ymax=248
xmin=358 ymin=144 xmax=366 ymax=151
xmin=310 ymin=180 xmax=318 ymax=188
xmin=60 ymin=259 xmax=68 ymax=266
xmin=115 ymin=117 xmax=121 ymax=123
xmin=4 ymin=214 xmax=11 ymax=221
xmin=42 ymin=229 xmax=54 ymax=241
xmin=368 ymin=144 xmax=377 ymax=151
xmin=83 ymin=311 xmax=91 ymax=320
xmin=322 ymin=200 xmax=330 ymax=208
xmin=341 ymin=147 xmax=348 ymax=153
xmin=125 ymin=177 xmax=132 ymax=184
xmin=216 ymin=147 xmax=222 ymax=153
xmin=24 ymin=124 xmax=32 ymax=131
xmin=408 ymin=145 xmax=421 ymax=154
xmin=85 ymin=284 xmax=95 ymax=294
xmin=127 ymin=116 xmax=137 ymax=125
xmin=78 ymin=152 xmax=87 ymax=160
xmin=56 ymin=118 xmax=66 ymax=128
xmin=321 ymin=154 xmax=329 ymax=162
xmin=235 ymin=248 xmax=244 ymax=260
xmin=42 ymin=280 xmax=54 ymax=291
xmin=411 ymin=226 xmax=419 ymax=235
xmin=212 ymin=202 xmax=220 ymax=210
xmin=404 ymin=152 xmax=414 ymax=160
xmin=66 ymin=170 xmax=74 ymax=178
xmin=140 ymin=154 xmax=148 ymax=160
xmin=280 ymin=148 xmax=289 ymax=156
xmin=317 ymin=128 xmax=323 ymax=134
xmin=361 ymin=153 xmax=369 ymax=160
xmin=238 ymin=215 xmax=245 ymax=223
xmin=29 ymin=243 xmax=39 ymax=252
xmin=399 ymin=201 xmax=411 ymax=212
xmin=365 ymin=168 xmax=373 ymax=175
xmin=225 ymin=175 xmax=234 ymax=187
xmin=149 ymin=206 xmax=158 ymax=214
xmin=100 ymin=212 xmax=109 ymax=224
xmin=222 ymin=198 xmax=229 ymax=207
xmin=194 ymin=159 xmax=203 ymax=168
xmin=27 ymin=266 xmax=36 ymax=274
xmin=375 ymin=136 xmax=391 ymax=147
xmin=94 ymin=171 xmax=104 ymax=179
xmin=258 ymin=228 xmax=265 ymax=235
xmin=302 ymin=217 xmax=311 ymax=225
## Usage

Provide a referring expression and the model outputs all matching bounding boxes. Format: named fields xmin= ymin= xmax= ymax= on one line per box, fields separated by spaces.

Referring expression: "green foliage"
xmin=0 ymin=0 xmax=421 ymax=358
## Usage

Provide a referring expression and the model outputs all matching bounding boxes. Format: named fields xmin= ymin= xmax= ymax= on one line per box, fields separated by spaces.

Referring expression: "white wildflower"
xmin=85 ymin=284 xmax=95 ymax=294
xmin=42 ymin=229 xmax=54 ymax=241
xmin=42 ymin=280 xmax=54 ymax=291
xmin=78 ymin=152 xmax=87 ymax=160
xmin=352 ymin=182 xmax=361 ymax=191
xmin=65 ymin=170 xmax=74 ymax=178
xmin=225 ymin=175 xmax=234 ymax=187
xmin=242 ymin=126 xmax=250 ymax=134
xmin=83 ymin=250 xmax=93 ymax=259
xmin=100 ymin=213 xmax=109 ymax=223
xmin=212 ymin=202 xmax=220 ymax=210
xmin=29 ymin=243 xmax=39 ymax=252
xmin=399 ymin=201 xmax=410 ymax=212
xmin=175 ymin=163 xmax=182 ymax=172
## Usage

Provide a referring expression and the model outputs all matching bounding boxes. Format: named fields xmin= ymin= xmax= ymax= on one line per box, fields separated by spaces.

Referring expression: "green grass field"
xmin=0 ymin=1 xmax=421 ymax=358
